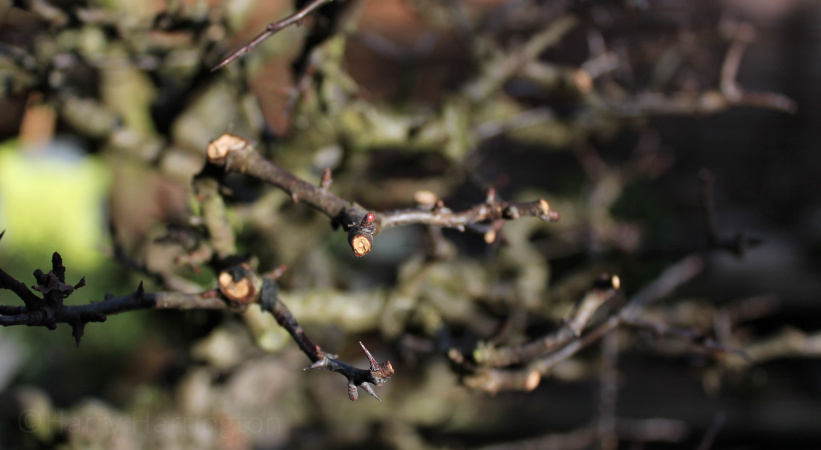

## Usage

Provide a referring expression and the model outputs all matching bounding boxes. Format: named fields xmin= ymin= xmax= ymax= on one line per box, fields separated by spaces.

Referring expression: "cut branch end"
xmin=207 ymin=133 xmax=250 ymax=161
xmin=350 ymin=234 xmax=373 ymax=257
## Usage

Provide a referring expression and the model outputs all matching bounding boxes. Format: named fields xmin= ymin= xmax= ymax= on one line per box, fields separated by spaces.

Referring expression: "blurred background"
xmin=1 ymin=0 xmax=821 ymax=448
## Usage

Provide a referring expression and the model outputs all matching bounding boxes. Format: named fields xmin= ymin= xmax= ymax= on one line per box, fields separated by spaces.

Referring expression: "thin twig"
xmin=625 ymin=316 xmax=745 ymax=358
xmin=212 ymin=0 xmax=336 ymax=71
xmin=598 ymin=329 xmax=619 ymax=450
xmin=464 ymin=14 xmax=579 ymax=101
xmin=695 ymin=411 xmax=726 ymax=450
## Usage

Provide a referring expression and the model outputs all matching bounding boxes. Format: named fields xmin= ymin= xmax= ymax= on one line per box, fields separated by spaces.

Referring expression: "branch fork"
xmin=205 ymin=133 xmax=561 ymax=258
xmin=305 ymin=341 xmax=395 ymax=401
xmin=348 ymin=212 xmax=376 ymax=257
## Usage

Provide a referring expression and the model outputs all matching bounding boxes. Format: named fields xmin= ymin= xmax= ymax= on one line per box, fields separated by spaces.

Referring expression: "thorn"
xmin=74 ymin=277 xmax=86 ymax=290
xmin=136 ymin=281 xmax=144 ymax=299
xmin=360 ymin=383 xmax=382 ymax=402
xmin=304 ymin=357 xmax=327 ymax=371
xmin=0 ymin=230 xmax=5 ymax=241
xmin=360 ymin=341 xmax=379 ymax=371
xmin=72 ymin=321 xmax=85 ymax=348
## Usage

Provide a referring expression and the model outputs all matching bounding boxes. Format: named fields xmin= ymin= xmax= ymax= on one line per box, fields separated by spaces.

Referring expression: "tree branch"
xmin=463 ymin=256 xmax=703 ymax=393
xmin=473 ymin=274 xmax=620 ymax=368
xmin=258 ymin=278 xmax=394 ymax=401
xmin=206 ymin=134 xmax=560 ymax=257
xmin=0 ymin=245 xmax=395 ymax=401
xmin=212 ymin=0 xmax=337 ymax=71
xmin=0 ymin=258 xmax=228 ymax=347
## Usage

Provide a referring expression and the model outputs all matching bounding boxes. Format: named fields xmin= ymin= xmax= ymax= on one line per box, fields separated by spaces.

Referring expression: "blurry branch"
xmin=714 ymin=295 xmax=779 ymax=344
xmin=695 ymin=411 xmax=726 ymax=450
xmin=700 ymin=169 xmax=762 ymax=258
xmin=464 ymin=256 xmax=704 ymax=394
xmin=107 ymin=222 xmax=165 ymax=286
xmin=465 ymin=251 xmax=812 ymax=395
xmin=600 ymin=89 xmax=795 ymax=118
xmin=725 ymin=327 xmax=821 ymax=369
xmin=598 ymin=329 xmax=619 ymax=450
xmin=624 ymin=316 xmax=741 ymax=357
xmin=718 ymin=20 xmax=796 ymax=114
xmin=212 ymin=0 xmax=336 ymax=71
xmin=193 ymin=170 xmax=237 ymax=260
xmin=270 ymin=8 xmax=798 ymax=174
xmin=464 ymin=14 xmax=580 ymax=101
xmin=473 ymin=274 xmax=620 ymax=367
xmin=480 ymin=418 xmax=688 ymax=450
xmin=595 ymin=19 xmax=795 ymax=118
xmin=206 ymin=133 xmax=560 ymax=257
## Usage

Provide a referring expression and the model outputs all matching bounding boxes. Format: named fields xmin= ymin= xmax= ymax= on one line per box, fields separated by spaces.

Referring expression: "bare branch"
xmin=206 ymin=133 xmax=560 ymax=257
xmin=0 ymin=246 xmax=395 ymax=400
xmin=464 ymin=14 xmax=580 ymax=101
xmin=473 ymin=274 xmax=620 ymax=368
xmin=0 ymin=267 xmax=43 ymax=311
xmin=1 ymin=264 xmax=228 ymax=347
xmin=464 ymin=256 xmax=703 ymax=393
xmin=212 ymin=0 xmax=336 ymax=71
xmin=258 ymin=278 xmax=394 ymax=401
